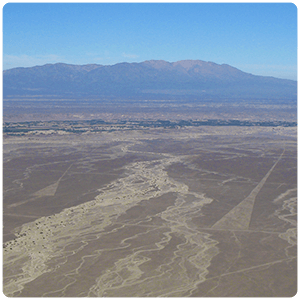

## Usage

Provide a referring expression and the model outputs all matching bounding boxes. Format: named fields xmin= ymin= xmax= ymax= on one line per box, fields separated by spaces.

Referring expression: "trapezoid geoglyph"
xmin=211 ymin=149 xmax=285 ymax=230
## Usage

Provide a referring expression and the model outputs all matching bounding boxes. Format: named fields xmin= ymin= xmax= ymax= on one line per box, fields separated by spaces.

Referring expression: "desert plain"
xmin=3 ymin=125 xmax=297 ymax=297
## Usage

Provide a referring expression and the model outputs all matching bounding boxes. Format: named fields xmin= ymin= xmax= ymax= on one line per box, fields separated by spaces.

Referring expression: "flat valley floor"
xmin=3 ymin=126 xmax=297 ymax=297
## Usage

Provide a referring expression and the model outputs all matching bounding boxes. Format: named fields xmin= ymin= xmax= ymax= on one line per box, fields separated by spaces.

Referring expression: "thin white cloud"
xmin=3 ymin=54 xmax=64 ymax=70
xmin=122 ymin=53 xmax=139 ymax=59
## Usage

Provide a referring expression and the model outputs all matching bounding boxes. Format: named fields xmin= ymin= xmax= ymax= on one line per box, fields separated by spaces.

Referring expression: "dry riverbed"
xmin=3 ymin=126 xmax=297 ymax=296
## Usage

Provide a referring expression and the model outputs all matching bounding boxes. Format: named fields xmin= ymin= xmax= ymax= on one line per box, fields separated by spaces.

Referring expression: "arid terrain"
xmin=3 ymin=124 xmax=297 ymax=297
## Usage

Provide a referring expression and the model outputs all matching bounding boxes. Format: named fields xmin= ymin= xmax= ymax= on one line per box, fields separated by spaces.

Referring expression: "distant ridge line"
xmin=3 ymin=59 xmax=297 ymax=101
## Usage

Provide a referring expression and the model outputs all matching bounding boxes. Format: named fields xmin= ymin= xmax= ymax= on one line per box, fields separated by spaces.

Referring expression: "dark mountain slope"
xmin=3 ymin=60 xmax=297 ymax=101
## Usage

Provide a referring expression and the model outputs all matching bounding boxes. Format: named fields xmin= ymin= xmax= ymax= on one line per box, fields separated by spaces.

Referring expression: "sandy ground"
xmin=3 ymin=126 xmax=297 ymax=296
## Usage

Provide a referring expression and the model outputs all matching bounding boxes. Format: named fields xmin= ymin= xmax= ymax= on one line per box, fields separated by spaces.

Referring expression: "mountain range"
xmin=3 ymin=60 xmax=297 ymax=101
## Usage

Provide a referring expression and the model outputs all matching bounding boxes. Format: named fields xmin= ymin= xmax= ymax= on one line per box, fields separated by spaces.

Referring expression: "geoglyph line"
xmin=211 ymin=149 xmax=285 ymax=230
xmin=205 ymin=256 xmax=296 ymax=282
xmin=7 ymin=163 xmax=74 ymax=208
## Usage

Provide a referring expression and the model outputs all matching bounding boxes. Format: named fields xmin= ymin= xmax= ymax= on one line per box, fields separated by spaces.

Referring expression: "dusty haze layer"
xmin=3 ymin=126 xmax=297 ymax=297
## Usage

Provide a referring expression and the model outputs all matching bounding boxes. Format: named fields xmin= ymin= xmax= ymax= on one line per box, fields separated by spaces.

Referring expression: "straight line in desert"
xmin=33 ymin=163 xmax=74 ymax=197
xmin=7 ymin=164 xmax=74 ymax=208
xmin=205 ymin=256 xmax=296 ymax=282
xmin=211 ymin=149 xmax=285 ymax=230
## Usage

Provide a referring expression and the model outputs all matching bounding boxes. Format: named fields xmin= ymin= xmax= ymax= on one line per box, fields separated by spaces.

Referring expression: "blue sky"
xmin=3 ymin=2 xmax=297 ymax=80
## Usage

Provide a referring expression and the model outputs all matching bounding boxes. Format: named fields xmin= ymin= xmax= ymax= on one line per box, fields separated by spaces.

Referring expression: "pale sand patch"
xmin=274 ymin=193 xmax=297 ymax=248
